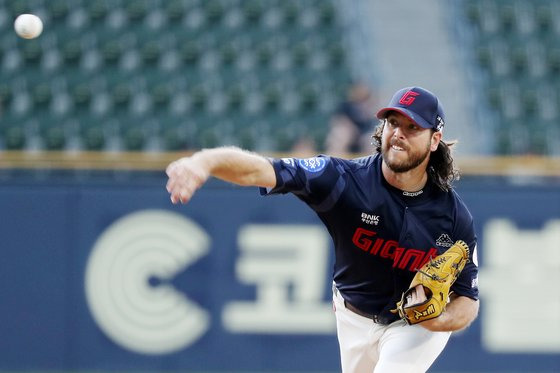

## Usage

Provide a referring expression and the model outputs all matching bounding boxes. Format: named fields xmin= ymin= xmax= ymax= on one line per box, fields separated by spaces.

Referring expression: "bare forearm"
xmin=194 ymin=146 xmax=276 ymax=187
xmin=166 ymin=146 xmax=276 ymax=204
xmin=421 ymin=296 xmax=479 ymax=332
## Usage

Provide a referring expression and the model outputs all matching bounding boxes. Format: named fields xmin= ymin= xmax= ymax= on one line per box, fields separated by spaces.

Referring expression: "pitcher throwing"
xmin=166 ymin=86 xmax=480 ymax=372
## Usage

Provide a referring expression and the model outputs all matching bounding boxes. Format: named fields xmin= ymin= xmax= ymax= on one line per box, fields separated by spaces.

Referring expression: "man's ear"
xmin=430 ymin=131 xmax=442 ymax=152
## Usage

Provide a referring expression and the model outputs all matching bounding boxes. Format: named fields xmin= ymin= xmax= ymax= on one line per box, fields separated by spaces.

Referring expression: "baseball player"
xmin=166 ymin=86 xmax=480 ymax=373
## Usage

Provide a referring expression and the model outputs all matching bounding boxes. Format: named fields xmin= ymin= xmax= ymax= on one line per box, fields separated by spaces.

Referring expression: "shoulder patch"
xmin=298 ymin=157 xmax=327 ymax=173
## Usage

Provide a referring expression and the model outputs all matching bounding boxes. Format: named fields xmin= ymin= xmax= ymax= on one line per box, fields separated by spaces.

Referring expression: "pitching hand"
xmin=166 ymin=156 xmax=210 ymax=204
xmin=404 ymin=284 xmax=428 ymax=306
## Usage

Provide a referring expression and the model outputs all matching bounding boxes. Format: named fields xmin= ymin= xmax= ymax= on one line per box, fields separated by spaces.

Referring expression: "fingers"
xmin=415 ymin=284 xmax=426 ymax=299
xmin=167 ymin=175 xmax=197 ymax=204
xmin=405 ymin=285 xmax=428 ymax=306
xmin=165 ymin=158 xmax=205 ymax=204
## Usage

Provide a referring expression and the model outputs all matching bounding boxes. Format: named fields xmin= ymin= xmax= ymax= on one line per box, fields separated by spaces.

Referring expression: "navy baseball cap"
xmin=376 ymin=87 xmax=445 ymax=131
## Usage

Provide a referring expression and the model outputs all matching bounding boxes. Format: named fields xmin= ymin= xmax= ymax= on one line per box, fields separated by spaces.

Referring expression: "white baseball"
xmin=14 ymin=14 xmax=43 ymax=39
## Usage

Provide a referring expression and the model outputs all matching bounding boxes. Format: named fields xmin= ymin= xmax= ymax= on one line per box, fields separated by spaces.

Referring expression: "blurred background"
xmin=0 ymin=0 xmax=558 ymax=372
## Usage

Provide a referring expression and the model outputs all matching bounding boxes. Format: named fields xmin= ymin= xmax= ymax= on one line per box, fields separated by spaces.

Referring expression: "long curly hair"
xmin=371 ymin=120 xmax=460 ymax=192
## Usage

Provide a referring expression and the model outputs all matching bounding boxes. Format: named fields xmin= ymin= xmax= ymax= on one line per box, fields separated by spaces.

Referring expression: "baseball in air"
xmin=14 ymin=14 xmax=43 ymax=39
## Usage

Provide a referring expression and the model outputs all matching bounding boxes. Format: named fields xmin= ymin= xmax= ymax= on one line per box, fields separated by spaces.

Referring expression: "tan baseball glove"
xmin=393 ymin=240 xmax=470 ymax=325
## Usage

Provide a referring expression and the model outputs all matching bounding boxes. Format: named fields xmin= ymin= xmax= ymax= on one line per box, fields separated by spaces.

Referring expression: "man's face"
xmin=381 ymin=112 xmax=438 ymax=173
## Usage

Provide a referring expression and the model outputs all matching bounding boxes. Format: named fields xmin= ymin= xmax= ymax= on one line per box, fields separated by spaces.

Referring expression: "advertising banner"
xmin=0 ymin=174 xmax=558 ymax=372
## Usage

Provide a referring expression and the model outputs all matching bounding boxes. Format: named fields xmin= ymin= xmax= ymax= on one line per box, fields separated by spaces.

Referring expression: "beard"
xmin=382 ymin=139 xmax=431 ymax=173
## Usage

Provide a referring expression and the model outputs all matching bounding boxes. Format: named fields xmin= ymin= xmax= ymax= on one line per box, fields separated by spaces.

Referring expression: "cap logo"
xmin=398 ymin=90 xmax=419 ymax=106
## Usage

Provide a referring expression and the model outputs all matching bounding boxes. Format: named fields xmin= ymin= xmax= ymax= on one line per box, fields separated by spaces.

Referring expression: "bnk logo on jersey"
xmin=361 ymin=212 xmax=380 ymax=226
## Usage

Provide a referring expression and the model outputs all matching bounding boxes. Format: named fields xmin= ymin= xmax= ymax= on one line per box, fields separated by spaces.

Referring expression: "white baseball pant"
xmin=333 ymin=286 xmax=451 ymax=373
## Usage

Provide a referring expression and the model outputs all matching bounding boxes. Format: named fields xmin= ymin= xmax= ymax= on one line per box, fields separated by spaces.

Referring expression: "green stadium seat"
xmin=281 ymin=2 xmax=299 ymax=27
xmin=150 ymin=84 xmax=171 ymax=111
xmin=298 ymin=84 xmax=319 ymax=113
xmin=161 ymin=127 xmax=185 ymax=151
xmin=535 ymin=3 xmax=554 ymax=35
xmin=243 ymin=0 xmax=263 ymax=26
xmin=262 ymin=85 xmax=281 ymax=112
xmin=71 ymin=83 xmax=92 ymax=110
xmin=88 ymin=0 xmax=108 ymax=23
xmin=111 ymin=83 xmax=132 ymax=109
xmin=126 ymin=0 xmax=147 ymax=23
xmin=78 ymin=117 xmax=106 ymax=151
xmin=2 ymin=0 xmax=352 ymax=153
xmin=546 ymin=48 xmax=560 ymax=75
xmin=9 ymin=0 xmax=30 ymax=19
xmin=197 ymin=127 xmax=220 ymax=148
xmin=43 ymin=125 xmax=66 ymax=150
xmin=32 ymin=83 xmax=52 ymax=109
xmin=189 ymin=86 xmax=207 ymax=113
xmin=62 ymin=40 xmax=82 ymax=66
xmin=83 ymin=125 xmax=105 ymax=151
xmin=498 ymin=4 xmax=516 ymax=34
xmin=318 ymin=2 xmax=335 ymax=26
xmin=140 ymin=40 xmax=161 ymax=66
xmin=0 ymin=83 xmax=13 ymax=108
xmin=165 ymin=0 xmax=185 ymax=24
xmin=510 ymin=46 xmax=529 ymax=75
xmin=226 ymin=86 xmax=244 ymax=112
xmin=179 ymin=41 xmax=201 ymax=66
xmin=101 ymin=40 xmax=123 ymax=66
xmin=460 ymin=0 xmax=560 ymax=155
xmin=256 ymin=44 xmax=272 ymax=67
xmin=328 ymin=43 xmax=345 ymax=67
xmin=22 ymin=40 xmax=42 ymax=65
xmin=49 ymin=0 xmax=70 ymax=22
xmin=520 ymin=88 xmax=538 ymax=116
xmin=3 ymin=126 xmax=26 ymax=150
xmin=204 ymin=0 xmax=224 ymax=26
xmin=122 ymin=125 xmax=145 ymax=151
xmin=292 ymin=44 xmax=310 ymax=67
xmin=220 ymin=44 xmax=237 ymax=67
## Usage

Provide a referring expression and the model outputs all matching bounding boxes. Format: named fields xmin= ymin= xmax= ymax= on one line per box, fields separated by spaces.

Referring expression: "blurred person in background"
xmin=325 ymin=82 xmax=378 ymax=155
xmin=166 ymin=86 xmax=479 ymax=372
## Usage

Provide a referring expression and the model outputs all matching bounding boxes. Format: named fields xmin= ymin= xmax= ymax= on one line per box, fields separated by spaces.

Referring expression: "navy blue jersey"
xmin=261 ymin=153 xmax=479 ymax=323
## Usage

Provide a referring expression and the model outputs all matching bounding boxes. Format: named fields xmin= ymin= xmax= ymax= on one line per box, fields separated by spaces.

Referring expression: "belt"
xmin=333 ymin=284 xmax=391 ymax=325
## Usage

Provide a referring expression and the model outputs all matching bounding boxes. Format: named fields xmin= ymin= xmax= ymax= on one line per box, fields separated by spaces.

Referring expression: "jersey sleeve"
xmin=450 ymin=198 xmax=479 ymax=301
xmin=260 ymin=155 xmax=346 ymax=210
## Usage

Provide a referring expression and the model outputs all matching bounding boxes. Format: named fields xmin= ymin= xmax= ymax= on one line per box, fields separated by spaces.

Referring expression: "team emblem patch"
xmin=436 ymin=233 xmax=454 ymax=248
xmin=298 ymin=157 xmax=327 ymax=173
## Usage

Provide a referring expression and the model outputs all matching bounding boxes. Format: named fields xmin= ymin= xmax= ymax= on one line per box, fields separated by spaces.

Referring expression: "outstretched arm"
xmin=166 ymin=146 xmax=276 ymax=204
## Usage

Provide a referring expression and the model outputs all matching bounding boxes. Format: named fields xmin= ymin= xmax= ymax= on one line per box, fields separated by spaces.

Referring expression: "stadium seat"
xmin=1 ymin=0 xmax=352 ymax=153
xmin=204 ymin=0 xmax=224 ymax=26
xmin=111 ymin=83 xmax=132 ymax=110
xmin=82 ymin=125 xmax=105 ymax=151
xmin=126 ymin=0 xmax=147 ymax=23
xmin=3 ymin=126 xmax=26 ymax=150
xmin=49 ymin=0 xmax=70 ymax=21
xmin=0 ymin=83 xmax=13 ymax=108
xmin=32 ymin=83 xmax=52 ymax=110
xmin=88 ymin=0 xmax=108 ymax=23
xmin=72 ymin=83 xmax=92 ymax=110
xmin=460 ymin=0 xmax=560 ymax=155
xmin=243 ymin=0 xmax=263 ymax=26
xmin=22 ymin=40 xmax=42 ymax=65
xmin=43 ymin=125 xmax=66 ymax=150
xmin=62 ymin=40 xmax=82 ymax=66
xmin=101 ymin=40 xmax=123 ymax=66
xmin=140 ymin=40 xmax=161 ymax=66
xmin=165 ymin=0 xmax=185 ymax=24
